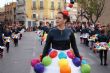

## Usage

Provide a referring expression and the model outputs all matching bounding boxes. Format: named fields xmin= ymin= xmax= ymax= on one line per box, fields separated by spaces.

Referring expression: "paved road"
xmin=0 ymin=32 xmax=110 ymax=73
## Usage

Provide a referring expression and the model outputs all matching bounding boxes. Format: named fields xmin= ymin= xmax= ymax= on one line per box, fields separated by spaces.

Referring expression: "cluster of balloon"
xmin=81 ymin=59 xmax=91 ymax=73
xmin=67 ymin=50 xmax=75 ymax=59
xmin=68 ymin=3 xmax=73 ymax=8
xmin=58 ymin=52 xmax=67 ymax=59
xmin=81 ymin=64 xmax=91 ymax=73
xmin=49 ymin=50 xmax=58 ymax=58
xmin=72 ymin=57 xmax=81 ymax=67
xmin=66 ymin=2 xmax=73 ymax=12
xmin=42 ymin=56 xmax=52 ymax=66
xmin=31 ymin=58 xmax=40 ymax=67
xmin=59 ymin=59 xmax=71 ymax=73
xmin=34 ymin=63 xmax=45 ymax=73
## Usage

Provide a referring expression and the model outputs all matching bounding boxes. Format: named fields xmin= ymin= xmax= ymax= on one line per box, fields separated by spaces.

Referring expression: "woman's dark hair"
xmin=58 ymin=12 xmax=70 ymax=23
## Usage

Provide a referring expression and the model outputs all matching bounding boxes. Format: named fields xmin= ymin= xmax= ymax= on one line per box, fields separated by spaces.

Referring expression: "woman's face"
xmin=56 ymin=13 xmax=65 ymax=26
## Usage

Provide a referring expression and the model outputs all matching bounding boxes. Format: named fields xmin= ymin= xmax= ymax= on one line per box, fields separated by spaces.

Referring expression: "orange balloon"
xmin=60 ymin=66 xmax=71 ymax=73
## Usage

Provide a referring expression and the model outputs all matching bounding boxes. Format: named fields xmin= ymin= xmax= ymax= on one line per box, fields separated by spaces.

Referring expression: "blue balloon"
xmin=58 ymin=52 xmax=67 ymax=59
xmin=81 ymin=59 xmax=87 ymax=64
xmin=34 ymin=63 xmax=45 ymax=73
xmin=72 ymin=57 xmax=81 ymax=67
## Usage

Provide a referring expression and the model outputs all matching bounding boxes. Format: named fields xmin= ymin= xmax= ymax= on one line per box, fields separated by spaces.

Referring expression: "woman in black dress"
xmin=42 ymin=11 xmax=80 ymax=59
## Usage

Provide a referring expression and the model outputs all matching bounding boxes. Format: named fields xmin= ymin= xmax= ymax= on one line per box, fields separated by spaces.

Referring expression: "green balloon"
xmin=108 ymin=43 xmax=110 ymax=47
xmin=81 ymin=64 xmax=91 ymax=73
xmin=42 ymin=56 xmax=52 ymax=66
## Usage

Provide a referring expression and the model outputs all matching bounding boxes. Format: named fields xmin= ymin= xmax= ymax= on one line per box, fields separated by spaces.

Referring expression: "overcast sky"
xmin=0 ymin=0 xmax=16 ymax=8
xmin=0 ymin=0 xmax=70 ymax=8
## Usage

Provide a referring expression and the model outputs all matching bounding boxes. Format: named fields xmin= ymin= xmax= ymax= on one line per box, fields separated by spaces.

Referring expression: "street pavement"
xmin=0 ymin=32 xmax=110 ymax=73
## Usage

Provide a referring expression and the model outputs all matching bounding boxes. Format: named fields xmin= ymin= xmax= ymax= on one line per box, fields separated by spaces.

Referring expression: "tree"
xmin=77 ymin=0 xmax=105 ymax=24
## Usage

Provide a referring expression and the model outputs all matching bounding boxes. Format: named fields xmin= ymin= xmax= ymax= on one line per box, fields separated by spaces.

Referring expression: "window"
xmin=32 ymin=1 xmax=36 ymax=9
xmin=51 ymin=1 xmax=54 ymax=10
xmin=40 ymin=10 xmax=43 ymax=19
xmin=58 ymin=2 xmax=61 ymax=9
xmin=33 ymin=14 xmax=36 ymax=18
xmin=40 ymin=1 xmax=43 ymax=9
xmin=28 ymin=21 xmax=31 ymax=27
xmin=33 ymin=21 xmax=36 ymax=26
xmin=51 ymin=11 xmax=54 ymax=19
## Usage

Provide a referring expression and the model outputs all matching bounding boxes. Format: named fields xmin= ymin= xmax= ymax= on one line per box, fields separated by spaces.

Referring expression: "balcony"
xmin=17 ymin=0 xmax=25 ymax=6
xmin=16 ymin=15 xmax=25 ymax=21
xmin=16 ymin=9 xmax=25 ymax=14
xmin=32 ymin=7 xmax=37 ymax=10
xmin=39 ymin=7 xmax=44 ymax=10
xmin=50 ymin=7 xmax=55 ymax=10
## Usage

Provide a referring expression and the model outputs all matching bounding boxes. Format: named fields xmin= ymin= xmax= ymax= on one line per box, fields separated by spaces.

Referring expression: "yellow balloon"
xmin=59 ymin=59 xmax=68 ymax=67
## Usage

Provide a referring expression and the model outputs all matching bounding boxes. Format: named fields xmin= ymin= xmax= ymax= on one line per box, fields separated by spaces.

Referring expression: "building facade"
xmin=5 ymin=2 xmax=16 ymax=24
xmin=0 ymin=8 xmax=5 ymax=24
xmin=16 ymin=0 xmax=25 ymax=25
xmin=16 ymin=0 xmax=65 ymax=29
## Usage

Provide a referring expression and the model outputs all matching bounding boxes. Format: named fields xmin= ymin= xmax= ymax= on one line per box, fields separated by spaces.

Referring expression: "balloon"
xmin=49 ymin=50 xmax=58 ymax=58
xmin=59 ymin=59 xmax=68 ymax=67
xmin=81 ymin=64 xmax=91 ymax=73
xmin=42 ymin=56 xmax=52 ymax=66
xmin=72 ymin=57 xmax=81 ymax=67
xmin=58 ymin=52 xmax=67 ymax=59
xmin=70 ymin=49 xmax=74 ymax=54
xmin=68 ymin=3 xmax=73 ymax=8
xmin=108 ymin=42 xmax=110 ymax=47
xmin=67 ymin=51 xmax=75 ymax=59
xmin=81 ymin=59 xmax=87 ymax=64
xmin=60 ymin=66 xmax=71 ymax=73
xmin=34 ymin=63 xmax=45 ymax=73
xmin=66 ymin=7 xmax=71 ymax=11
xmin=31 ymin=59 xmax=40 ymax=67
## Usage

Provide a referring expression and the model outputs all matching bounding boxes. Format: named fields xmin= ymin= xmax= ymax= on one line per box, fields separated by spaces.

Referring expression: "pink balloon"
xmin=67 ymin=51 xmax=75 ymax=59
xmin=31 ymin=59 xmax=40 ymax=67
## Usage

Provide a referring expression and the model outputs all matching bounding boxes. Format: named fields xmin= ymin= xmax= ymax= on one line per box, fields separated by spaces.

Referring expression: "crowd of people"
xmin=35 ymin=16 xmax=110 ymax=67
xmin=0 ymin=22 xmax=25 ymax=58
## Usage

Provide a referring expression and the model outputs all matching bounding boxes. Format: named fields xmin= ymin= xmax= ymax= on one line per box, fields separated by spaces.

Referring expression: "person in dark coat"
xmin=97 ymin=29 xmax=109 ymax=66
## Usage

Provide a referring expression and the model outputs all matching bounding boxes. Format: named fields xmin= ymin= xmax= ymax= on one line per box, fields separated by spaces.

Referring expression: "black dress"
xmin=42 ymin=27 xmax=80 ymax=59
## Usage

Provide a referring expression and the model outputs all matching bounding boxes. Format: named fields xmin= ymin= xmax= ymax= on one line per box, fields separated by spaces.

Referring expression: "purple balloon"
xmin=72 ymin=57 xmax=81 ymax=67
xmin=34 ymin=63 xmax=45 ymax=73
